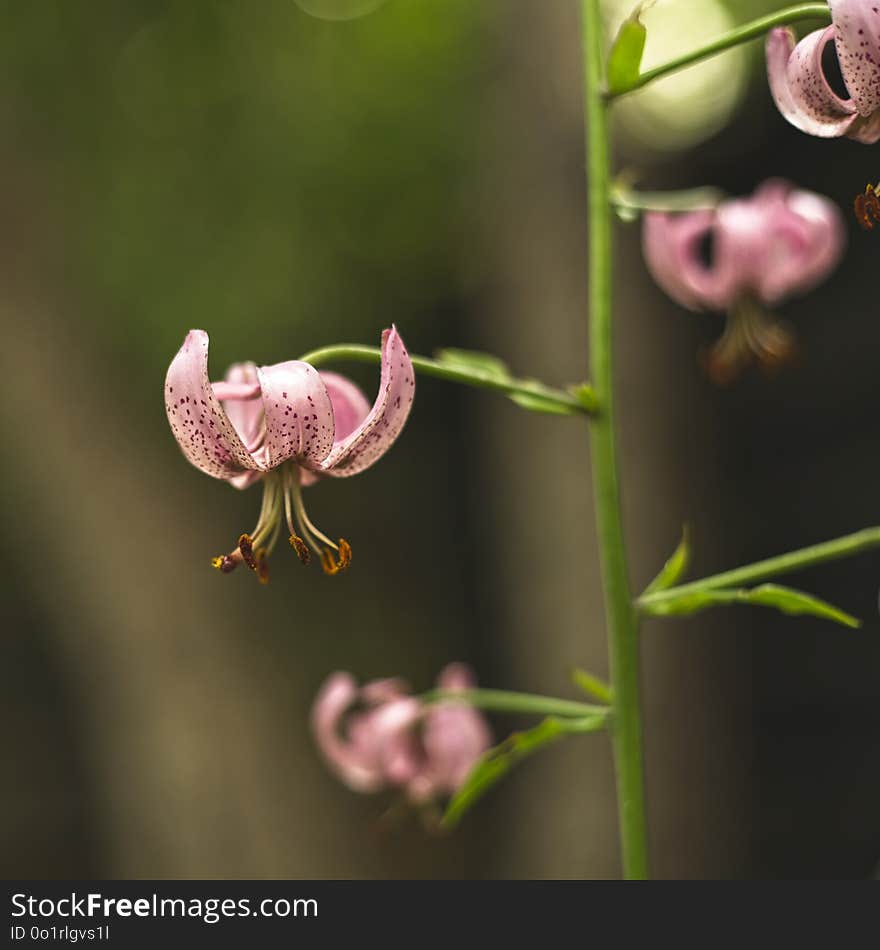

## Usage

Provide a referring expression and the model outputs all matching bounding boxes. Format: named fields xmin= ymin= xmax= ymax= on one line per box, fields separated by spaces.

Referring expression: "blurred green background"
xmin=1 ymin=0 xmax=878 ymax=879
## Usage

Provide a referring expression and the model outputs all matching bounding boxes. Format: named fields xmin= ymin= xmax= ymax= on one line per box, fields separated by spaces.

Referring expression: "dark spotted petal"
xmin=830 ymin=0 xmax=880 ymax=116
xmin=256 ymin=360 xmax=336 ymax=469
xmin=315 ymin=327 xmax=415 ymax=478
xmin=165 ymin=330 xmax=262 ymax=480
xmin=766 ymin=26 xmax=860 ymax=138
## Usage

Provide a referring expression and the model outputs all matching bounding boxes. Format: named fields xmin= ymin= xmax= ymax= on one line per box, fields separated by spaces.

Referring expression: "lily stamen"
xmin=854 ymin=183 xmax=880 ymax=230
xmin=282 ymin=466 xmax=311 ymax=564
xmin=702 ymin=298 xmax=795 ymax=386
xmin=286 ymin=464 xmax=352 ymax=576
xmin=254 ymin=548 xmax=270 ymax=585
xmin=321 ymin=539 xmax=352 ymax=576
xmin=211 ymin=552 xmax=242 ymax=573
xmin=211 ymin=473 xmax=284 ymax=580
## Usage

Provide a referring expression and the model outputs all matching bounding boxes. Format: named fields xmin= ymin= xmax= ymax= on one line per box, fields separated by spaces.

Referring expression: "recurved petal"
xmin=256 ymin=361 xmax=336 ymax=468
xmin=164 ymin=330 xmax=261 ymax=480
xmin=766 ymin=26 xmax=860 ymax=138
xmin=756 ymin=185 xmax=845 ymax=303
xmin=830 ymin=0 xmax=880 ymax=116
xmin=320 ymin=371 xmax=372 ymax=442
xmin=311 ymin=672 xmax=384 ymax=793
xmin=436 ymin=662 xmax=477 ymax=693
xmin=316 ymin=327 xmax=415 ymax=478
xmin=642 ymin=210 xmax=733 ymax=311
xmin=405 ymin=663 xmax=491 ymax=802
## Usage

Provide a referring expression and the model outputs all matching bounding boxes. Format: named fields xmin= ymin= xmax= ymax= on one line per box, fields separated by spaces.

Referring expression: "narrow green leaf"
xmin=443 ymin=719 xmax=563 ymax=828
xmin=572 ymin=668 xmax=612 ymax=704
xmin=508 ymin=387 xmax=580 ymax=416
xmin=443 ymin=715 xmax=607 ymax=827
xmin=642 ymin=583 xmax=860 ymax=629
xmin=606 ymin=7 xmax=647 ymax=96
xmin=744 ymin=584 xmax=861 ymax=629
xmin=435 ymin=347 xmax=511 ymax=381
xmin=643 ymin=526 xmax=691 ymax=595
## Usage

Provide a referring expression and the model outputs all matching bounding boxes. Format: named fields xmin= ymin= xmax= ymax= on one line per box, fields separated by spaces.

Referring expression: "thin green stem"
xmin=298 ymin=344 xmax=595 ymax=415
xmin=420 ymin=688 xmax=609 ymax=720
xmin=608 ymin=3 xmax=831 ymax=99
xmin=639 ymin=527 xmax=880 ymax=611
xmin=583 ymin=0 xmax=648 ymax=880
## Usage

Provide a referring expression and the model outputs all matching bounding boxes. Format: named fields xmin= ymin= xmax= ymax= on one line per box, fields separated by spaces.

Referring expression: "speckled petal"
xmin=316 ymin=327 xmax=415 ymax=478
xmin=830 ymin=0 xmax=880 ymax=116
xmin=256 ymin=361 xmax=336 ymax=468
xmin=320 ymin=371 xmax=371 ymax=442
xmin=766 ymin=27 xmax=860 ymax=138
xmin=164 ymin=330 xmax=262 ymax=480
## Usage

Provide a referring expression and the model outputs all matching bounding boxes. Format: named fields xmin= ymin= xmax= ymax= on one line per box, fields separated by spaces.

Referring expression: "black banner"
xmin=2 ymin=880 xmax=875 ymax=947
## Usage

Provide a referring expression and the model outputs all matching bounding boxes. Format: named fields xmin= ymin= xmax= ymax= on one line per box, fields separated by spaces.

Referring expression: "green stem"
xmin=420 ymin=688 xmax=609 ymax=720
xmin=609 ymin=2 xmax=831 ymax=99
xmin=639 ymin=527 xmax=880 ymax=611
xmin=583 ymin=0 xmax=648 ymax=880
xmin=298 ymin=344 xmax=595 ymax=415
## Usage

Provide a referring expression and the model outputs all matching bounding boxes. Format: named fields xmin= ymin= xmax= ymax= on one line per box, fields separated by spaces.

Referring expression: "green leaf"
xmin=443 ymin=715 xmax=607 ymax=827
xmin=606 ymin=6 xmax=647 ymax=96
xmin=642 ymin=583 xmax=860 ymax=629
xmin=742 ymin=584 xmax=861 ymax=628
xmin=435 ymin=347 xmax=511 ymax=381
xmin=643 ymin=526 xmax=691 ymax=595
xmin=434 ymin=348 xmax=591 ymax=417
xmin=508 ymin=386 xmax=580 ymax=416
xmin=572 ymin=668 xmax=613 ymax=704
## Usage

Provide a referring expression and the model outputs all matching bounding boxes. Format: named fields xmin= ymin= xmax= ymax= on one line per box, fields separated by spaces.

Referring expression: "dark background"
xmin=1 ymin=0 xmax=877 ymax=879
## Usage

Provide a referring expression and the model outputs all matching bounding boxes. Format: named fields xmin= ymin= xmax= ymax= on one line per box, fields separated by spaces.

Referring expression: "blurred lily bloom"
xmin=766 ymin=0 xmax=880 ymax=143
xmin=642 ymin=180 xmax=844 ymax=383
xmin=165 ymin=326 xmax=414 ymax=579
xmin=311 ymin=664 xmax=492 ymax=804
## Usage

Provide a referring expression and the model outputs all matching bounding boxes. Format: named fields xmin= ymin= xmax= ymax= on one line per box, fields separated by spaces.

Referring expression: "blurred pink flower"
xmin=766 ymin=1 xmax=880 ymax=143
xmin=642 ymin=179 xmax=844 ymax=383
xmin=311 ymin=664 xmax=492 ymax=804
xmin=407 ymin=663 xmax=494 ymax=803
xmin=165 ymin=326 xmax=414 ymax=578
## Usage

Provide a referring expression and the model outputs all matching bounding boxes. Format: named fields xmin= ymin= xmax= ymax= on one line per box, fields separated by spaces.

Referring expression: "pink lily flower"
xmin=406 ymin=663 xmax=495 ymax=803
xmin=766 ymin=1 xmax=880 ymax=143
xmin=642 ymin=179 xmax=844 ymax=383
xmin=311 ymin=664 xmax=492 ymax=804
xmin=165 ymin=326 xmax=414 ymax=579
